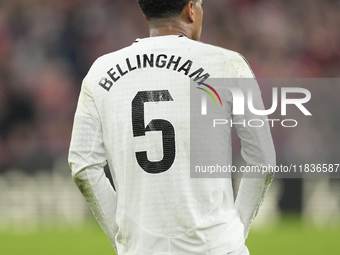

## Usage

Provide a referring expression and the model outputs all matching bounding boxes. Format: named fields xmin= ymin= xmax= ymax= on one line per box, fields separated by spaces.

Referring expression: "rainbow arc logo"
xmin=197 ymin=82 xmax=222 ymax=106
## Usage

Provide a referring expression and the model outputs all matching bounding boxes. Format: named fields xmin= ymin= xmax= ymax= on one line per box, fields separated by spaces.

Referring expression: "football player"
xmin=69 ymin=1 xmax=275 ymax=254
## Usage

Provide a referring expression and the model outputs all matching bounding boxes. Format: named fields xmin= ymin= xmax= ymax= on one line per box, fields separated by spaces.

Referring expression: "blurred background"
xmin=0 ymin=0 xmax=339 ymax=254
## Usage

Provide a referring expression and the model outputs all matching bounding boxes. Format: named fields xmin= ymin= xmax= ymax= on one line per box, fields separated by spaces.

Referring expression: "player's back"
xmin=86 ymin=35 xmax=247 ymax=255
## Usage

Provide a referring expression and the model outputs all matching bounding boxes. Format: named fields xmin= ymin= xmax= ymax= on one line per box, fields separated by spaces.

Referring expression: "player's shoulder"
xmin=87 ymin=36 xmax=253 ymax=78
xmin=190 ymin=40 xmax=254 ymax=77
xmin=191 ymin=40 xmax=251 ymax=67
xmin=190 ymin=39 xmax=243 ymax=58
xmin=92 ymin=36 xmax=244 ymax=65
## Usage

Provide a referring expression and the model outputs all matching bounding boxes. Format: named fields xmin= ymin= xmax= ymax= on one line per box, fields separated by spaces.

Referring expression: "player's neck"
xmin=148 ymin=20 xmax=192 ymax=39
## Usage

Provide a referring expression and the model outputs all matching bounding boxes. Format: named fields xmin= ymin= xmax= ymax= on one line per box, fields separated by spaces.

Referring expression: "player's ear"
xmin=183 ymin=1 xmax=195 ymax=23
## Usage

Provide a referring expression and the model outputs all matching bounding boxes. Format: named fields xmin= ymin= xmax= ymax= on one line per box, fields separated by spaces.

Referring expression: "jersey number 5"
xmin=132 ymin=90 xmax=176 ymax=174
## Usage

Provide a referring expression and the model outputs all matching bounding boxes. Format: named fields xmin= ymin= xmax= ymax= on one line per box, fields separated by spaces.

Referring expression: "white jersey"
xmin=69 ymin=35 xmax=275 ymax=255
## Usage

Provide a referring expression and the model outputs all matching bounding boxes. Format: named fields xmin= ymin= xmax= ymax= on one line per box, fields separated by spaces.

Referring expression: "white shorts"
xmin=226 ymin=245 xmax=250 ymax=255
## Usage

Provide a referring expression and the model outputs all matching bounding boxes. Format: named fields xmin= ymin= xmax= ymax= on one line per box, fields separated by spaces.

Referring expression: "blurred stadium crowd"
xmin=0 ymin=0 xmax=339 ymax=217
xmin=0 ymin=0 xmax=148 ymax=173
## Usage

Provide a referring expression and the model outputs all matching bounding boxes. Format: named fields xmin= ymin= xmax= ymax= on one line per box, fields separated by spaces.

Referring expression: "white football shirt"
xmin=69 ymin=35 xmax=275 ymax=255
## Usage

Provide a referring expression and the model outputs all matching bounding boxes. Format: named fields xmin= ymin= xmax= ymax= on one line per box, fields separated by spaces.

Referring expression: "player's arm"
xmin=230 ymin=53 xmax=276 ymax=239
xmin=68 ymin=76 xmax=118 ymax=251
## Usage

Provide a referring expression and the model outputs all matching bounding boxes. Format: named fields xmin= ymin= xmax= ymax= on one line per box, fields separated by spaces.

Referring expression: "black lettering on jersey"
xmin=132 ymin=90 xmax=175 ymax=174
xmin=117 ymin=64 xmax=128 ymax=76
xmin=189 ymin=68 xmax=210 ymax=83
xmin=177 ymin=60 xmax=193 ymax=75
xmin=99 ymin=77 xmax=113 ymax=91
xmin=143 ymin=54 xmax=154 ymax=68
xmin=156 ymin=54 xmax=167 ymax=68
xmin=126 ymin=58 xmax=137 ymax=71
xmin=99 ymin=54 xmax=211 ymax=91
xmin=107 ymin=68 xmax=120 ymax=82
xmin=166 ymin=55 xmax=182 ymax=70
xmin=136 ymin=55 xmax=142 ymax=69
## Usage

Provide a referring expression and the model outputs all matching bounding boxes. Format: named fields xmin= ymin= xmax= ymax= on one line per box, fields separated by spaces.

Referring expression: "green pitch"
xmin=0 ymin=216 xmax=339 ymax=255
xmin=247 ymin=216 xmax=340 ymax=254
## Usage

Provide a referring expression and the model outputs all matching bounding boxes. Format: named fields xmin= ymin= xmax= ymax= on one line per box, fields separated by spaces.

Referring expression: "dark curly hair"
xmin=137 ymin=0 xmax=194 ymax=20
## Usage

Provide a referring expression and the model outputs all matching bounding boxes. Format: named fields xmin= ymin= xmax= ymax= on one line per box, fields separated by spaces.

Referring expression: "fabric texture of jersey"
xmin=69 ymin=35 xmax=276 ymax=255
